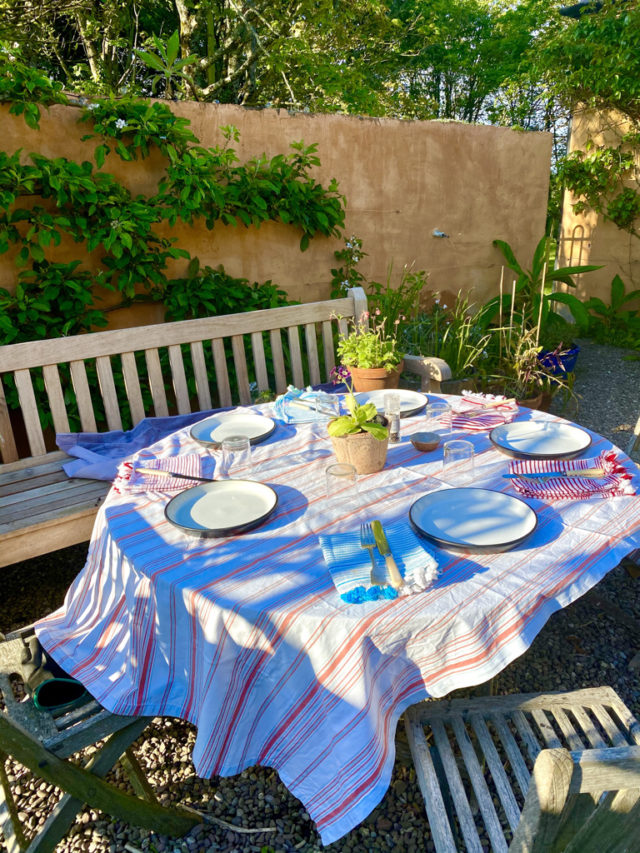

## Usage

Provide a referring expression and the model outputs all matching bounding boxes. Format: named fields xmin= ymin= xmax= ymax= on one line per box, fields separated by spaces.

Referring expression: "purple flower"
xmin=330 ymin=365 xmax=351 ymax=385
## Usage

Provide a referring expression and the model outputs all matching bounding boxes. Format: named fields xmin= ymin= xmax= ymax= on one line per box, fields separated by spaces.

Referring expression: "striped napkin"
xmin=508 ymin=450 xmax=635 ymax=501
xmin=273 ymin=386 xmax=340 ymax=424
xmin=450 ymin=392 xmax=519 ymax=432
xmin=113 ymin=454 xmax=216 ymax=494
xmin=319 ymin=523 xmax=439 ymax=604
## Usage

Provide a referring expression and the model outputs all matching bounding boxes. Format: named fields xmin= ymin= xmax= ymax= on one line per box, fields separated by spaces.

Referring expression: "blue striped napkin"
xmin=319 ymin=522 xmax=439 ymax=604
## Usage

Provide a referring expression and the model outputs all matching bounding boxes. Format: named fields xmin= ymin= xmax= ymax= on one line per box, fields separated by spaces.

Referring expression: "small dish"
xmin=410 ymin=431 xmax=441 ymax=452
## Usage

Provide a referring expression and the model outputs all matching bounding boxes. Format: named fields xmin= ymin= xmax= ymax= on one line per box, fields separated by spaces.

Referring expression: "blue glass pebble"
xmin=341 ymin=585 xmax=398 ymax=604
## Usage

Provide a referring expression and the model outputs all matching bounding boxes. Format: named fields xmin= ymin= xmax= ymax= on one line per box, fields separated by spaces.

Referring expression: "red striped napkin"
xmin=508 ymin=451 xmax=635 ymax=500
xmin=450 ymin=392 xmax=519 ymax=432
xmin=113 ymin=454 xmax=216 ymax=494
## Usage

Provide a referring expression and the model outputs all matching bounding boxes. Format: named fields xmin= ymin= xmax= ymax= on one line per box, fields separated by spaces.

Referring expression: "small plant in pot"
xmin=327 ymin=367 xmax=389 ymax=474
xmin=335 ymin=309 xmax=405 ymax=391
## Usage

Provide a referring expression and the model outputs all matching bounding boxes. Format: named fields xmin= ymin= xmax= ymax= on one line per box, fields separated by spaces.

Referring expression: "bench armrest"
xmin=403 ymin=354 xmax=452 ymax=392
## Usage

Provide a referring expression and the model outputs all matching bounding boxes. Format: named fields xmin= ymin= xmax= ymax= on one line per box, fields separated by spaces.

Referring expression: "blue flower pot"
xmin=538 ymin=344 xmax=580 ymax=377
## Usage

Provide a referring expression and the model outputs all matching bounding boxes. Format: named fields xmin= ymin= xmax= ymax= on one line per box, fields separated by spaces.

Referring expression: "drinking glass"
xmin=425 ymin=400 xmax=453 ymax=435
xmin=323 ymin=462 xmax=360 ymax=531
xmin=220 ymin=435 xmax=253 ymax=479
xmin=315 ymin=393 xmax=341 ymax=421
xmin=443 ymin=439 xmax=474 ymax=485
xmin=384 ymin=392 xmax=401 ymax=443
xmin=325 ymin=462 xmax=358 ymax=498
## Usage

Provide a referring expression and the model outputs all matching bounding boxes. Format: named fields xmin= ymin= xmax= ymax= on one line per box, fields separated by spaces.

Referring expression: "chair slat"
xmin=0 ymin=378 xmax=19 ymax=463
xmin=231 ymin=335 xmax=251 ymax=406
xmin=251 ymin=332 xmax=270 ymax=392
xmin=14 ymin=369 xmax=46 ymax=457
xmin=450 ymin=715 xmax=508 ymax=853
xmin=42 ymin=365 xmax=71 ymax=435
xmin=288 ymin=326 xmax=304 ymax=389
xmin=338 ymin=317 xmax=348 ymax=339
xmin=490 ymin=714 xmax=531 ymax=798
xmin=120 ymin=353 xmax=146 ymax=425
xmin=606 ymin=697 xmax=640 ymax=746
xmin=168 ymin=345 xmax=191 ymax=415
xmin=468 ymin=714 xmax=521 ymax=832
xmin=589 ymin=705 xmax=629 ymax=748
xmin=304 ymin=323 xmax=321 ymax=386
xmin=69 ymin=361 xmax=98 ymax=432
xmin=144 ymin=349 xmax=169 ymax=418
xmin=404 ymin=712 xmax=458 ymax=853
xmin=95 ymin=356 xmax=123 ymax=431
xmin=189 ymin=342 xmax=212 ymax=412
xmin=321 ymin=320 xmax=336 ymax=381
xmin=570 ymin=706 xmax=608 ymax=749
xmin=531 ymin=709 xmax=563 ymax=749
xmin=211 ymin=340 xmax=232 ymax=407
xmin=269 ymin=330 xmax=287 ymax=394
xmin=549 ymin=707 xmax=586 ymax=751
xmin=512 ymin=710 xmax=542 ymax=764
xmin=431 ymin=718 xmax=484 ymax=853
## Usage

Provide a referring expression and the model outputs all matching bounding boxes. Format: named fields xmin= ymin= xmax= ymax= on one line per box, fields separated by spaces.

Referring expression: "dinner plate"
xmin=409 ymin=487 xmax=537 ymax=553
xmin=190 ymin=412 xmax=276 ymax=447
xmin=354 ymin=389 xmax=428 ymax=418
xmin=489 ymin=420 xmax=592 ymax=460
xmin=165 ymin=480 xmax=278 ymax=537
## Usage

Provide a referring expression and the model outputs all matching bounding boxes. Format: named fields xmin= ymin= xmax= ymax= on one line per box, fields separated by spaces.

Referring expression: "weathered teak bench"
xmin=0 ymin=286 xmax=450 ymax=568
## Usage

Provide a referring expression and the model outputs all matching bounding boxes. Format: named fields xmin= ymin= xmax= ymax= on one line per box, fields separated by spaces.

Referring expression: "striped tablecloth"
xmin=36 ymin=399 xmax=640 ymax=844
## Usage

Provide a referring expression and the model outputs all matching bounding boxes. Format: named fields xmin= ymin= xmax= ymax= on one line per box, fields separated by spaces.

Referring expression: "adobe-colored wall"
xmin=557 ymin=110 xmax=640 ymax=302
xmin=1 ymin=101 xmax=552 ymax=328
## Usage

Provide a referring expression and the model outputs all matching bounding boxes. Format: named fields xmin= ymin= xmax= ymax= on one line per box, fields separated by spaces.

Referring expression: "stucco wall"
xmin=1 ymin=101 xmax=552 ymax=328
xmin=557 ymin=110 xmax=640 ymax=303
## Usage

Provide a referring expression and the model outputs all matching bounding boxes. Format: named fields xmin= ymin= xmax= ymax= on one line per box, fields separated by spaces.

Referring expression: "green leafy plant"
xmin=335 ymin=310 xmax=404 ymax=371
xmin=583 ymin=274 xmax=640 ymax=344
xmin=135 ymin=30 xmax=197 ymax=99
xmin=326 ymin=374 xmax=388 ymax=440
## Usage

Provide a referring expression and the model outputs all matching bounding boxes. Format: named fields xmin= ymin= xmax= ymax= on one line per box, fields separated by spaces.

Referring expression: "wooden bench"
xmin=0 ymin=287 xmax=450 ymax=568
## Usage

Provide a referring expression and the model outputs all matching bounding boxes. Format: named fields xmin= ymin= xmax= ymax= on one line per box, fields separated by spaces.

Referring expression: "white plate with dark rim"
xmin=190 ymin=412 xmax=276 ymax=447
xmin=165 ymin=480 xmax=278 ymax=537
xmin=489 ymin=420 xmax=592 ymax=460
xmin=409 ymin=487 xmax=537 ymax=553
xmin=354 ymin=389 xmax=428 ymax=418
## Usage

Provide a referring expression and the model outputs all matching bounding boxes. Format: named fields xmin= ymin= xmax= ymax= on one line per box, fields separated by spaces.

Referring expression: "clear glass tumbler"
xmin=220 ymin=434 xmax=253 ymax=479
xmin=384 ymin=392 xmax=401 ymax=443
xmin=425 ymin=400 xmax=453 ymax=435
xmin=443 ymin=439 xmax=475 ymax=485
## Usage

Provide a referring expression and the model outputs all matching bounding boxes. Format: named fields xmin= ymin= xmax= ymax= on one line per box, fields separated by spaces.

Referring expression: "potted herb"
xmin=327 ymin=367 xmax=389 ymax=474
xmin=336 ymin=310 xmax=405 ymax=391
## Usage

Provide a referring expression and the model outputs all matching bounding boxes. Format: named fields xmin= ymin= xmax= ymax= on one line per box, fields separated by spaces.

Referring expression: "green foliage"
xmin=336 ymin=311 xmax=404 ymax=371
xmin=135 ymin=30 xmax=197 ymax=99
xmin=0 ymin=44 xmax=68 ymax=129
xmin=583 ymin=274 xmax=640 ymax=346
xmin=327 ymin=392 xmax=388 ymax=440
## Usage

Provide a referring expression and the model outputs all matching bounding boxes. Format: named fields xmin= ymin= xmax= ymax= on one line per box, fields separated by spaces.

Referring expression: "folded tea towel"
xmin=113 ymin=454 xmax=217 ymax=494
xmin=56 ymin=410 xmax=224 ymax=480
xmin=508 ymin=450 xmax=635 ymax=501
xmin=449 ymin=391 xmax=519 ymax=432
xmin=273 ymin=386 xmax=341 ymax=424
xmin=319 ymin=522 xmax=439 ymax=604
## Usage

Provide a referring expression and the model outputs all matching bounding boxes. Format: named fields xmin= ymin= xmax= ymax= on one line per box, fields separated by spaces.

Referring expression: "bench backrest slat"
xmin=0 ymin=291 xmax=364 ymax=463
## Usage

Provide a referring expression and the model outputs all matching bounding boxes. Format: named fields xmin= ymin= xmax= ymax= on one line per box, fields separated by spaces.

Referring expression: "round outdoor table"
xmin=36 ymin=399 xmax=640 ymax=845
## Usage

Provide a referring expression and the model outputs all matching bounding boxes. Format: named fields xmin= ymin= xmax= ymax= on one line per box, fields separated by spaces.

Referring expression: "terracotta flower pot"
xmin=330 ymin=430 xmax=389 ymax=475
xmin=518 ymin=392 xmax=544 ymax=410
xmin=349 ymin=360 xmax=404 ymax=392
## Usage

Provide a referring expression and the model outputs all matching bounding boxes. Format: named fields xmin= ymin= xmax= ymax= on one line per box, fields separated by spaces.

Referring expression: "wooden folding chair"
xmin=405 ymin=687 xmax=640 ymax=853
xmin=0 ymin=626 xmax=200 ymax=853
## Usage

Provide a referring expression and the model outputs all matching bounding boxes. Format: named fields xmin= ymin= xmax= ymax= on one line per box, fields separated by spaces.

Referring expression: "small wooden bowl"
xmin=410 ymin=431 xmax=441 ymax=453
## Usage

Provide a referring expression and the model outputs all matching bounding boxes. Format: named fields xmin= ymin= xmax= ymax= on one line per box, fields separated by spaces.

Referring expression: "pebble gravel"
xmin=0 ymin=340 xmax=639 ymax=853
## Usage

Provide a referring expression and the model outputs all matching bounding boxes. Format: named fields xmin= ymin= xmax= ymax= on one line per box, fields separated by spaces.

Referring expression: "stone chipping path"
xmin=1 ymin=340 xmax=639 ymax=853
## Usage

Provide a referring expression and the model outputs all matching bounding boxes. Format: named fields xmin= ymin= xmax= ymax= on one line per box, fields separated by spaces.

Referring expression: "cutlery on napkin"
xmin=464 ymin=398 xmax=516 ymax=418
xmin=134 ymin=467 xmax=216 ymax=483
xmin=505 ymin=451 xmax=635 ymax=500
xmin=503 ymin=468 xmax=606 ymax=480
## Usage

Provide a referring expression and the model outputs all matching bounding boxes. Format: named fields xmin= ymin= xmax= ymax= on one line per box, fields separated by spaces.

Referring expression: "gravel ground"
xmin=1 ymin=339 xmax=639 ymax=853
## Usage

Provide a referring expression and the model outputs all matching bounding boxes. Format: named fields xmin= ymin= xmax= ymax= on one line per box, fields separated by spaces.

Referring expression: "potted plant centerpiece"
xmin=327 ymin=367 xmax=389 ymax=474
xmin=336 ymin=309 xmax=404 ymax=391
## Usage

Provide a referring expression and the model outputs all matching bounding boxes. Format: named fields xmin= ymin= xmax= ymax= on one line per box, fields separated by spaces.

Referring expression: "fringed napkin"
xmin=508 ymin=450 xmax=635 ymax=501
xmin=450 ymin=391 xmax=519 ymax=432
xmin=273 ymin=386 xmax=340 ymax=424
xmin=113 ymin=455 xmax=216 ymax=494
xmin=319 ymin=522 xmax=439 ymax=604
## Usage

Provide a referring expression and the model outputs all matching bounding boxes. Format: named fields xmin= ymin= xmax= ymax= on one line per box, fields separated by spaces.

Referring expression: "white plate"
xmin=165 ymin=480 xmax=278 ymax=537
xmin=490 ymin=420 xmax=591 ymax=460
xmin=190 ymin=412 xmax=276 ymax=447
xmin=354 ymin=389 xmax=428 ymax=418
xmin=409 ymin=488 xmax=537 ymax=553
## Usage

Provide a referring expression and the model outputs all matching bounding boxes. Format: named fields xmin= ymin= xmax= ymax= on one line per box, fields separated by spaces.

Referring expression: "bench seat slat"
xmin=14 ymin=369 xmax=47 ymax=457
xmin=0 ymin=378 xmax=18 ymax=463
xmin=321 ymin=320 xmax=336 ymax=381
xmin=0 ymin=484 xmax=108 ymax=534
xmin=269 ymin=330 xmax=287 ymax=394
xmin=121 ymin=352 xmax=146 ymax=425
xmin=231 ymin=335 xmax=251 ymax=405
xmin=288 ymin=327 xmax=304 ymax=389
xmin=168 ymin=345 xmax=191 ymax=415
xmin=0 ymin=480 xmax=109 ymax=523
xmin=69 ymin=360 xmax=98 ymax=432
xmin=251 ymin=332 xmax=269 ymax=392
xmin=190 ymin=342 xmax=212 ymax=411
xmin=144 ymin=348 xmax=169 ymax=417
xmin=95 ymin=356 xmax=122 ymax=431
xmin=304 ymin=323 xmax=321 ymax=386
xmin=42 ymin=365 xmax=71 ymax=435
xmin=211 ymin=339 xmax=231 ymax=407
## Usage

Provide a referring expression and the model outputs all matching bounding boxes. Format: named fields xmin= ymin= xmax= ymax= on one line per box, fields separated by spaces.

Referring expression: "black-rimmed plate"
xmin=409 ymin=487 xmax=537 ymax=553
xmin=190 ymin=412 xmax=276 ymax=447
xmin=489 ymin=421 xmax=592 ymax=460
xmin=354 ymin=389 xmax=428 ymax=418
xmin=165 ymin=480 xmax=278 ymax=537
